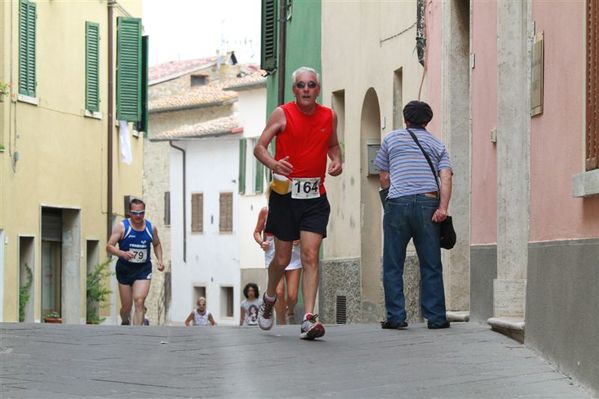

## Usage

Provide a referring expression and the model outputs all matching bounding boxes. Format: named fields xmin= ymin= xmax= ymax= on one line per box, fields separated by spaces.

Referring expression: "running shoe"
xmin=300 ymin=313 xmax=325 ymax=340
xmin=258 ymin=294 xmax=276 ymax=330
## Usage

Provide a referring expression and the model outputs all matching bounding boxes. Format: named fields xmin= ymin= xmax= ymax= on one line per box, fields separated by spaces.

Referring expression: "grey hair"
xmin=291 ymin=66 xmax=320 ymax=86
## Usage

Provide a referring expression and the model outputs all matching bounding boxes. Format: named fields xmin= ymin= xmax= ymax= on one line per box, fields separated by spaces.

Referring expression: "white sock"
xmin=264 ymin=293 xmax=276 ymax=303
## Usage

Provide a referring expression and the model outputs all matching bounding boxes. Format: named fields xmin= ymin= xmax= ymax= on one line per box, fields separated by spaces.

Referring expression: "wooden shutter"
xmin=191 ymin=193 xmax=203 ymax=233
xmin=238 ymin=139 xmax=247 ymax=194
xmin=255 ymin=158 xmax=265 ymax=193
xmin=117 ymin=17 xmax=142 ymax=122
xmin=219 ymin=193 xmax=233 ymax=233
xmin=136 ymin=35 xmax=149 ymax=134
xmin=261 ymin=0 xmax=278 ymax=72
xmin=587 ymin=0 xmax=599 ymax=170
xmin=85 ymin=22 xmax=100 ymax=112
xmin=19 ymin=0 xmax=36 ymax=97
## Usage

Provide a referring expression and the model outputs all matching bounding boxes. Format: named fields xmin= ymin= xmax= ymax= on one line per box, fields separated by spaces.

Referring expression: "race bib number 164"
xmin=291 ymin=177 xmax=320 ymax=199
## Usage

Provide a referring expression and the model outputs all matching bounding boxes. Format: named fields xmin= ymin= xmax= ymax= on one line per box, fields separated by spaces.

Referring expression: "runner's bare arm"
xmin=254 ymin=108 xmax=293 ymax=175
xmin=106 ymin=222 xmax=133 ymax=260
xmin=253 ymin=207 xmax=270 ymax=250
xmin=152 ymin=226 xmax=165 ymax=271
xmin=327 ymin=110 xmax=343 ymax=176
xmin=209 ymin=313 xmax=217 ymax=326
xmin=184 ymin=312 xmax=194 ymax=326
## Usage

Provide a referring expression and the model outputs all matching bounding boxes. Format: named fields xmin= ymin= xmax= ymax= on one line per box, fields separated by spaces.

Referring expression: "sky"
xmin=143 ymin=0 xmax=261 ymax=66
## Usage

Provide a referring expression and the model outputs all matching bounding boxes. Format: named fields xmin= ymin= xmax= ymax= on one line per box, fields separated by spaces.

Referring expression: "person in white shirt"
xmin=185 ymin=297 xmax=216 ymax=326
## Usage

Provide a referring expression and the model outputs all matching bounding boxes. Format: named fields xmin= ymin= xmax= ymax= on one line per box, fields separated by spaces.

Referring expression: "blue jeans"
xmin=382 ymin=194 xmax=447 ymax=325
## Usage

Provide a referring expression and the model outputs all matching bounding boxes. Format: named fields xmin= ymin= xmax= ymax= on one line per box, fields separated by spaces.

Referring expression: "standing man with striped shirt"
xmin=374 ymin=100 xmax=452 ymax=330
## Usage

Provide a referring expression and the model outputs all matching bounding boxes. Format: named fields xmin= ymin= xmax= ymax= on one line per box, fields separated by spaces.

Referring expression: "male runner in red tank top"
xmin=254 ymin=66 xmax=342 ymax=340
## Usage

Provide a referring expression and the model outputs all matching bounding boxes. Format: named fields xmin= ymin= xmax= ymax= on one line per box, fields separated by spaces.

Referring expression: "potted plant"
xmin=86 ymin=259 xmax=112 ymax=324
xmin=0 ymin=81 xmax=9 ymax=102
xmin=44 ymin=311 xmax=62 ymax=323
xmin=19 ymin=264 xmax=33 ymax=322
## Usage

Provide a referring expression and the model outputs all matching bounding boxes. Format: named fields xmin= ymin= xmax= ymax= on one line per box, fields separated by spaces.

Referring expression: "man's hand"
xmin=260 ymin=240 xmax=270 ymax=251
xmin=328 ymin=160 xmax=342 ymax=176
xmin=273 ymin=156 xmax=293 ymax=175
xmin=432 ymin=208 xmax=448 ymax=223
xmin=121 ymin=251 xmax=135 ymax=261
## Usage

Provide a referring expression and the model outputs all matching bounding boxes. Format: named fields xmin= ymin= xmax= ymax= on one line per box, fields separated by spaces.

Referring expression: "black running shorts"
xmin=265 ymin=192 xmax=331 ymax=241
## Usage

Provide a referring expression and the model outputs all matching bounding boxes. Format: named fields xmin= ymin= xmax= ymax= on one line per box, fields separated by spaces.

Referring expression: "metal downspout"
xmin=169 ymin=141 xmax=186 ymax=263
xmin=107 ymin=0 xmax=115 ymax=239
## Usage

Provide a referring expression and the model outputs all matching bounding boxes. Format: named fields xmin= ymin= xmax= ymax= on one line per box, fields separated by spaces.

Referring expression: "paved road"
xmin=0 ymin=322 xmax=590 ymax=398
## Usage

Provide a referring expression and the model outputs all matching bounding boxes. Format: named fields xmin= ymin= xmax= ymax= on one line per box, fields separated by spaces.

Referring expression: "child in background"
xmin=240 ymin=283 xmax=262 ymax=326
xmin=185 ymin=297 xmax=216 ymax=326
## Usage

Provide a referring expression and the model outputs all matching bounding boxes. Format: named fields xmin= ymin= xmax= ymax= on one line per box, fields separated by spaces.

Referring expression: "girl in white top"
xmin=240 ymin=283 xmax=262 ymax=326
xmin=185 ymin=297 xmax=216 ymax=326
xmin=254 ymin=206 xmax=302 ymax=325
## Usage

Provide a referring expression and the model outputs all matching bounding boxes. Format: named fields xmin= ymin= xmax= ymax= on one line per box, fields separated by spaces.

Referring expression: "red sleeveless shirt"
xmin=276 ymin=102 xmax=333 ymax=195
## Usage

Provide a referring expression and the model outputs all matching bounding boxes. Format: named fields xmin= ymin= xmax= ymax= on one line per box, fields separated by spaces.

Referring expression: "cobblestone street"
xmin=0 ymin=322 xmax=591 ymax=398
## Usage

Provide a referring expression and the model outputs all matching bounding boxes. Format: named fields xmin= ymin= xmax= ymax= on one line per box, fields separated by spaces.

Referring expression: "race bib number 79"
xmin=291 ymin=177 xmax=320 ymax=199
xmin=129 ymin=248 xmax=148 ymax=263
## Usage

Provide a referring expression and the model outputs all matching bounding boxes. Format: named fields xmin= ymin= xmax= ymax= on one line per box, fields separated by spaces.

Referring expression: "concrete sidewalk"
xmin=0 ymin=322 xmax=591 ymax=398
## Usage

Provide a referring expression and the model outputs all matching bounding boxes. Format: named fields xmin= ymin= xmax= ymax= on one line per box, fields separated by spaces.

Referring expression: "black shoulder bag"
xmin=407 ymin=128 xmax=456 ymax=250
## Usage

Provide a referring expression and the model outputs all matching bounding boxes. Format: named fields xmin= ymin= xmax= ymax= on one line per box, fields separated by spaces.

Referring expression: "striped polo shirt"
xmin=374 ymin=127 xmax=452 ymax=199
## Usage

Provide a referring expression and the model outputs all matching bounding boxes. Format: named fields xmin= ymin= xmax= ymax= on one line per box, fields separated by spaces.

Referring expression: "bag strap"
xmin=406 ymin=128 xmax=440 ymax=192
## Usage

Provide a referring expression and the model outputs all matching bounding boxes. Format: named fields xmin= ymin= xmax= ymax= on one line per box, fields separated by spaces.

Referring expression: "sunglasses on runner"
xmin=295 ymin=80 xmax=318 ymax=89
xmin=130 ymin=210 xmax=145 ymax=216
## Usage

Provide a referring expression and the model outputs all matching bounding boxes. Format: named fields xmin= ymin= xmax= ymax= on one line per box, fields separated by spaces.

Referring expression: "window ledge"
xmin=84 ymin=110 xmax=103 ymax=120
xmin=572 ymin=169 xmax=599 ymax=197
xmin=17 ymin=94 xmax=39 ymax=106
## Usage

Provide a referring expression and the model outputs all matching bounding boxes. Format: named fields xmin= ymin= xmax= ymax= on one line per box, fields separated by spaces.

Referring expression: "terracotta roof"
xmin=149 ymin=57 xmax=216 ymax=85
xmin=149 ymin=86 xmax=238 ymax=113
xmin=221 ymin=71 xmax=267 ymax=91
xmin=151 ymin=116 xmax=243 ymax=141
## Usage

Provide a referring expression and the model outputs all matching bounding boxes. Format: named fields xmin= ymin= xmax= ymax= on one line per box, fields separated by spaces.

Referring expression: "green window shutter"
xmin=239 ymin=139 xmax=247 ymax=194
xmin=19 ymin=0 xmax=36 ymax=97
xmin=117 ymin=17 xmax=141 ymax=122
xmin=136 ymin=35 xmax=149 ymax=135
xmin=261 ymin=0 xmax=278 ymax=72
xmin=255 ymin=158 xmax=264 ymax=194
xmin=85 ymin=22 xmax=100 ymax=112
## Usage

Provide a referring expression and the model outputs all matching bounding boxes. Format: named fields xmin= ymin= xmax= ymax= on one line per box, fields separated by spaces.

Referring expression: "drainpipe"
xmin=277 ymin=0 xmax=287 ymax=105
xmin=107 ymin=0 xmax=115 ymax=239
xmin=169 ymin=141 xmax=186 ymax=263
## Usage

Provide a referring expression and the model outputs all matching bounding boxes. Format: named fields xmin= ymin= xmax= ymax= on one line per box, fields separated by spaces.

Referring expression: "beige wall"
xmin=321 ymin=0 xmax=428 ymax=314
xmin=0 ymin=0 xmax=143 ymax=322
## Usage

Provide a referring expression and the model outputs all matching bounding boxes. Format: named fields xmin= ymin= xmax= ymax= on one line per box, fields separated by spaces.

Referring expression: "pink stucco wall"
xmin=470 ymin=1 xmax=498 ymax=245
xmin=426 ymin=1 xmax=498 ymax=245
xmin=530 ymin=1 xmax=599 ymax=242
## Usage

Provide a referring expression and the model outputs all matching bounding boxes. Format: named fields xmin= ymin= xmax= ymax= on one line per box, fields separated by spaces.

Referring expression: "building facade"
xmin=148 ymin=59 xmax=266 ymax=325
xmin=0 ymin=0 xmax=147 ymax=324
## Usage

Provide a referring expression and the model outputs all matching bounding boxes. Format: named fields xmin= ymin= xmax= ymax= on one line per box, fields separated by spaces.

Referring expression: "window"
xmin=238 ymin=139 xmax=247 ymax=194
xmin=191 ymin=193 xmax=203 ymax=233
xmin=219 ymin=193 xmax=233 ymax=233
xmin=164 ymin=191 xmax=171 ymax=226
xmin=587 ymin=0 xmax=599 ymax=171
xmin=261 ymin=0 xmax=277 ymax=72
xmin=220 ymin=286 xmax=234 ymax=318
xmin=191 ymin=74 xmax=208 ymax=87
xmin=255 ymin=157 xmax=265 ymax=194
xmin=85 ymin=22 xmax=100 ymax=112
xmin=19 ymin=0 xmax=36 ymax=98
xmin=117 ymin=17 xmax=142 ymax=122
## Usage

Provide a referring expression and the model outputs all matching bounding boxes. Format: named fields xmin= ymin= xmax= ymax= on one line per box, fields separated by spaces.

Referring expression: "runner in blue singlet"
xmin=106 ymin=198 xmax=165 ymax=326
